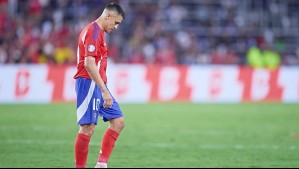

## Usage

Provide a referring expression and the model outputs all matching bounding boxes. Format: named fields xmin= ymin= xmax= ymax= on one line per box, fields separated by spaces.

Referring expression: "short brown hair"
xmin=105 ymin=3 xmax=125 ymax=19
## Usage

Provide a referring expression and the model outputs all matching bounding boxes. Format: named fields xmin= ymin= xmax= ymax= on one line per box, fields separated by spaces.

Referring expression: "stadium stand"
xmin=0 ymin=0 xmax=298 ymax=66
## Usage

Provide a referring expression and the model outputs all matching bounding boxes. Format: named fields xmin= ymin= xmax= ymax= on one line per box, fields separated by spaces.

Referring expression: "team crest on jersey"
xmin=88 ymin=45 xmax=95 ymax=52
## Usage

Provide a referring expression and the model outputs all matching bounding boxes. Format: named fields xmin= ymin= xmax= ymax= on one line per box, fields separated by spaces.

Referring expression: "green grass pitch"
xmin=0 ymin=103 xmax=299 ymax=168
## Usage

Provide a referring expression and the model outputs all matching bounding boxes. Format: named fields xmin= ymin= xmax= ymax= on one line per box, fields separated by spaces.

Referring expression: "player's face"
xmin=105 ymin=13 xmax=123 ymax=33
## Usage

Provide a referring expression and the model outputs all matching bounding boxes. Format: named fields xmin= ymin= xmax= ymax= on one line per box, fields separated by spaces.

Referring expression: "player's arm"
xmin=84 ymin=56 xmax=113 ymax=108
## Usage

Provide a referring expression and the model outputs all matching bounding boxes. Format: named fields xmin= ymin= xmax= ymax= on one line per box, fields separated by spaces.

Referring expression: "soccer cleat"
xmin=95 ymin=162 xmax=108 ymax=168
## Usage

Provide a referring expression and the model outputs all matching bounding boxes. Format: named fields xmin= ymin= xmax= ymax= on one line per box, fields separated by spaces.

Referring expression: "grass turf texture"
xmin=0 ymin=103 xmax=298 ymax=168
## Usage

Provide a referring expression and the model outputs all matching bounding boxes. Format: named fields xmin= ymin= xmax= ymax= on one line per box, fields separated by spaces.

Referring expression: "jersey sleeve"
xmin=84 ymin=28 xmax=101 ymax=57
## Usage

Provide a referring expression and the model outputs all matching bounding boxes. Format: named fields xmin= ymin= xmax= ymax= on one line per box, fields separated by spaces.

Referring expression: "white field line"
xmin=2 ymin=139 xmax=99 ymax=146
xmin=1 ymin=139 xmax=297 ymax=151
xmin=0 ymin=126 xmax=73 ymax=132
xmin=143 ymin=143 xmax=297 ymax=150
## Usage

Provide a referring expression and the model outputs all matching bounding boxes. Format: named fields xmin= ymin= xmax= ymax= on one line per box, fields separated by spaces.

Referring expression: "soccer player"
xmin=73 ymin=3 xmax=125 ymax=168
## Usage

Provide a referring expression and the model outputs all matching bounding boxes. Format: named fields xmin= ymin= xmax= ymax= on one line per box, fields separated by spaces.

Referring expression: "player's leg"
xmin=96 ymin=117 xmax=125 ymax=168
xmin=75 ymin=124 xmax=95 ymax=168
xmin=98 ymin=117 xmax=125 ymax=161
xmin=96 ymin=93 xmax=125 ymax=168
xmin=75 ymin=78 xmax=101 ymax=168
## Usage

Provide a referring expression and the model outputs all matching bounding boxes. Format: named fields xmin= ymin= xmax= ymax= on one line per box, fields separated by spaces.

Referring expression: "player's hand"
xmin=102 ymin=90 xmax=113 ymax=109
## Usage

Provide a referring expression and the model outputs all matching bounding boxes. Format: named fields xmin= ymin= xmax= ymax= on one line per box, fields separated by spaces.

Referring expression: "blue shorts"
xmin=75 ymin=78 xmax=123 ymax=125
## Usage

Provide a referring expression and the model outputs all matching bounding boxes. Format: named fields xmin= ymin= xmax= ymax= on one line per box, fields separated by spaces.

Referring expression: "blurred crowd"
xmin=0 ymin=0 xmax=299 ymax=67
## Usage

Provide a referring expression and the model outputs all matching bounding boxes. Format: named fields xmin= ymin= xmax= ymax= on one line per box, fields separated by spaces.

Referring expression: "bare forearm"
xmin=85 ymin=58 xmax=107 ymax=92
xmin=84 ymin=56 xmax=113 ymax=108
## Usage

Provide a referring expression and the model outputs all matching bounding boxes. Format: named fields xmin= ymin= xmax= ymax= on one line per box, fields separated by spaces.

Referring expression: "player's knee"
xmin=115 ymin=119 xmax=125 ymax=131
xmin=118 ymin=119 xmax=125 ymax=130
xmin=79 ymin=124 xmax=96 ymax=136
xmin=110 ymin=118 xmax=125 ymax=132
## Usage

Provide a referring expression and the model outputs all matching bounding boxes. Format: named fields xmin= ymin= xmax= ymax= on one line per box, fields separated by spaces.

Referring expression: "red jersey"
xmin=74 ymin=22 xmax=108 ymax=83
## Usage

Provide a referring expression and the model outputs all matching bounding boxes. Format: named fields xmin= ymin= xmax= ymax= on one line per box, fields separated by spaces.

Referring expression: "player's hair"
xmin=105 ymin=3 xmax=125 ymax=20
